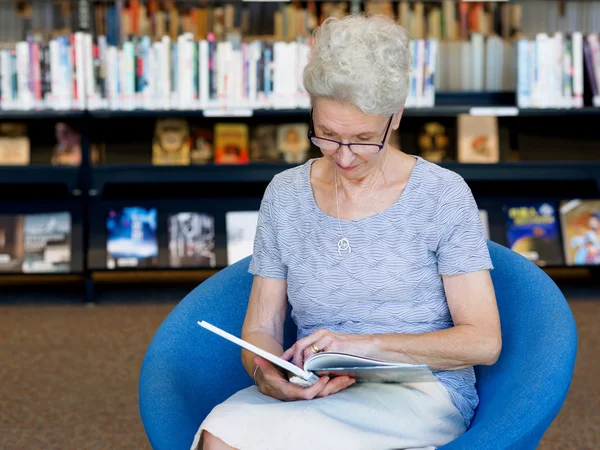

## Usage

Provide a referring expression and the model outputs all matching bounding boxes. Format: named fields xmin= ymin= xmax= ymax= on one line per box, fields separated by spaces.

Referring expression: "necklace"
xmin=334 ymin=149 xmax=388 ymax=256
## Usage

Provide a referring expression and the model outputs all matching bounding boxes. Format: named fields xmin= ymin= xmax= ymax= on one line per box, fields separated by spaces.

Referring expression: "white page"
xmin=198 ymin=320 xmax=319 ymax=384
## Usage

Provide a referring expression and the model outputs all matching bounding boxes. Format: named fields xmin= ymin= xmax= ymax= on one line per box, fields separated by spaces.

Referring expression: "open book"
xmin=198 ymin=321 xmax=437 ymax=386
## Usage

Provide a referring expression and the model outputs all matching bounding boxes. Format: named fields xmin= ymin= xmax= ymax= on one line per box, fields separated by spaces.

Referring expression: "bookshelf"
xmin=89 ymin=161 xmax=600 ymax=189
xmin=0 ymin=165 xmax=80 ymax=191
xmin=0 ymin=0 xmax=600 ymax=301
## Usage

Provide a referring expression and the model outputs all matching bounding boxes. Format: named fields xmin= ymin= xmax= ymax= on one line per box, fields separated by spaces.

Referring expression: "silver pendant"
xmin=338 ymin=237 xmax=351 ymax=256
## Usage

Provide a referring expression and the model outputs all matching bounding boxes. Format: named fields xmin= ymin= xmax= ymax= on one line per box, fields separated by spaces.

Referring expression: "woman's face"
xmin=311 ymin=98 xmax=400 ymax=181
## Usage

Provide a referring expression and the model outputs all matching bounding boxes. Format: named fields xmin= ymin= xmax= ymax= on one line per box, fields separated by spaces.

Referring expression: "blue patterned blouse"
xmin=248 ymin=155 xmax=494 ymax=428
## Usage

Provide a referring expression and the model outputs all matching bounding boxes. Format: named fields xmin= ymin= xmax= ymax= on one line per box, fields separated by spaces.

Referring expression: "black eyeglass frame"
xmin=307 ymin=109 xmax=394 ymax=154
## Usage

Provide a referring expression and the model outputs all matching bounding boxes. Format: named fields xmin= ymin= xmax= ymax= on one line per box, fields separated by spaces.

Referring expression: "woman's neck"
xmin=332 ymin=148 xmax=392 ymax=201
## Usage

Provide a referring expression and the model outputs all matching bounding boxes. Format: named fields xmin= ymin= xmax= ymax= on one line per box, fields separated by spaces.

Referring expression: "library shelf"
xmin=87 ymin=108 xmax=309 ymax=119
xmin=85 ymin=106 xmax=600 ymax=119
xmin=0 ymin=110 xmax=85 ymax=120
xmin=89 ymin=161 xmax=600 ymax=193
xmin=90 ymin=163 xmax=296 ymax=194
xmin=2 ymin=104 xmax=599 ymax=121
xmin=441 ymin=161 xmax=600 ymax=183
xmin=0 ymin=166 xmax=80 ymax=191
xmin=517 ymin=107 xmax=600 ymax=117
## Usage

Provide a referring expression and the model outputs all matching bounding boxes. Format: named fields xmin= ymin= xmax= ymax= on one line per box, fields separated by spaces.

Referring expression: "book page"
xmin=198 ymin=321 xmax=319 ymax=384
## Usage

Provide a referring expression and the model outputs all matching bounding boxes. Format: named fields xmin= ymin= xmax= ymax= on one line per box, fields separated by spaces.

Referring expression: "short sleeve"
xmin=435 ymin=177 xmax=493 ymax=276
xmin=248 ymin=179 xmax=288 ymax=279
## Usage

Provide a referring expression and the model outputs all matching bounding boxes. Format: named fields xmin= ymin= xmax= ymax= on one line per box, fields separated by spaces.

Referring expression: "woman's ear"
xmin=392 ymin=107 xmax=404 ymax=130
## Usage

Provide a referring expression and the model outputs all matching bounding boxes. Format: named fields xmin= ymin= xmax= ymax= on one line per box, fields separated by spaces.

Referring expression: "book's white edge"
xmin=198 ymin=320 xmax=312 ymax=381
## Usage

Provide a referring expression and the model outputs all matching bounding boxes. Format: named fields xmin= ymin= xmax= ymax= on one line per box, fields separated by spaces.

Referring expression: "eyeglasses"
xmin=308 ymin=110 xmax=393 ymax=155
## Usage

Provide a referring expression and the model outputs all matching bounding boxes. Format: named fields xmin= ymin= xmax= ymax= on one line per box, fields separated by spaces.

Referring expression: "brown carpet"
xmin=0 ymin=300 xmax=597 ymax=450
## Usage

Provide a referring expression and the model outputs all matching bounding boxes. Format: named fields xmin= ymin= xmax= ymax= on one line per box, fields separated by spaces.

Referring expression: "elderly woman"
xmin=192 ymin=14 xmax=501 ymax=450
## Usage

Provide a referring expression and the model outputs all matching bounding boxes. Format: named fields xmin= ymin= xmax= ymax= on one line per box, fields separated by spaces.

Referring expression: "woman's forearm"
xmin=370 ymin=324 xmax=501 ymax=371
xmin=241 ymin=330 xmax=285 ymax=378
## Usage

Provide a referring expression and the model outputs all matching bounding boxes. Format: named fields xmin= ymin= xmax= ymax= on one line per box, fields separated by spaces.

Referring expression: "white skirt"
xmin=190 ymin=381 xmax=467 ymax=450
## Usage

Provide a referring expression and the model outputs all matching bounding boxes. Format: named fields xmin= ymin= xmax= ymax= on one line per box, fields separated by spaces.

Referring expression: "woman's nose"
xmin=337 ymin=144 xmax=355 ymax=167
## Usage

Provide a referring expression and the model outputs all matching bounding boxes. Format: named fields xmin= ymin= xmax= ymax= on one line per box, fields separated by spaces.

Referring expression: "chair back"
xmin=441 ymin=241 xmax=577 ymax=448
xmin=140 ymin=241 xmax=577 ymax=450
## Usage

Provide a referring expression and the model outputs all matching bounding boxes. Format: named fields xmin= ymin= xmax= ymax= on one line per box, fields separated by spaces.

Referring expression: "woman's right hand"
xmin=253 ymin=356 xmax=355 ymax=401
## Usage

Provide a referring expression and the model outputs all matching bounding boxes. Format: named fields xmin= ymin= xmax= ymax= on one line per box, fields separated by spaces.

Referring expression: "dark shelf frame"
xmin=0 ymin=110 xmax=85 ymax=120
xmin=0 ymin=166 xmax=81 ymax=192
xmin=90 ymin=161 xmax=600 ymax=193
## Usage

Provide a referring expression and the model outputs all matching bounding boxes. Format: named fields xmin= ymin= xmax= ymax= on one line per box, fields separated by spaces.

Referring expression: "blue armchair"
xmin=139 ymin=241 xmax=578 ymax=450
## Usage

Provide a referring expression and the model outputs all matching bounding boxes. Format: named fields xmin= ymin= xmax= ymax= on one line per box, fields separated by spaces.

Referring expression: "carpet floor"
xmin=0 ymin=299 xmax=597 ymax=449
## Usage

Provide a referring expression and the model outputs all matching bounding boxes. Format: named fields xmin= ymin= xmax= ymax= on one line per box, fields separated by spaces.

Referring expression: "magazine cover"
xmin=168 ymin=213 xmax=217 ymax=268
xmin=249 ymin=125 xmax=281 ymax=162
xmin=152 ymin=119 xmax=191 ymax=165
xmin=0 ymin=123 xmax=30 ymax=165
xmin=51 ymin=122 xmax=81 ymax=166
xmin=106 ymin=207 xmax=158 ymax=269
xmin=559 ymin=199 xmax=600 ymax=265
xmin=190 ymin=127 xmax=214 ymax=165
xmin=457 ymin=115 xmax=500 ymax=163
xmin=504 ymin=203 xmax=563 ymax=266
xmin=277 ymin=124 xmax=310 ymax=164
xmin=0 ymin=215 xmax=25 ymax=273
xmin=214 ymin=123 xmax=250 ymax=164
xmin=22 ymin=212 xmax=71 ymax=273
xmin=226 ymin=211 xmax=259 ymax=265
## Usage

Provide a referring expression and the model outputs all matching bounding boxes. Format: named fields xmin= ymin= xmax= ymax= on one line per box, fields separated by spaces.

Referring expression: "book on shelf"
xmin=197 ymin=320 xmax=437 ymax=386
xmin=190 ymin=126 xmax=214 ymax=165
xmin=106 ymin=207 xmax=158 ymax=270
xmin=52 ymin=122 xmax=82 ymax=166
xmin=584 ymin=34 xmax=600 ymax=108
xmin=214 ymin=123 xmax=249 ymax=164
xmin=504 ymin=203 xmax=563 ymax=267
xmin=517 ymin=32 xmax=585 ymax=109
xmin=559 ymin=200 xmax=600 ymax=266
xmin=0 ymin=31 xmax=437 ymax=111
xmin=0 ymin=212 xmax=71 ymax=274
xmin=416 ymin=121 xmax=450 ymax=163
xmin=249 ymin=124 xmax=281 ymax=162
xmin=277 ymin=123 xmax=309 ymax=164
xmin=152 ymin=119 xmax=191 ymax=165
xmin=0 ymin=123 xmax=30 ymax=165
xmin=457 ymin=115 xmax=499 ymax=163
xmin=22 ymin=212 xmax=72 ymax=274
xmin=226 ymin=211 xmax=258 ymax=265
xmin=168 ymin=213 xmax=217 ymax=269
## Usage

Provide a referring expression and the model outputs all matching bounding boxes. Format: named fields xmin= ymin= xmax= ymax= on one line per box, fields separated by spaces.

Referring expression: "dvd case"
xmin=226 ymin=211 xmax=259 ymax=265
xmin=22 ymin=212 xmax=72 ymax=273
xmin=504 ymin=203 xmax=563 ymax=266
xmin=106 ymin=207 xmax=159 ymax=269
xmin=559 ymin=200 xmax=600 ymax=265
xmin=168 ymin=213 xmax=217 ymax=268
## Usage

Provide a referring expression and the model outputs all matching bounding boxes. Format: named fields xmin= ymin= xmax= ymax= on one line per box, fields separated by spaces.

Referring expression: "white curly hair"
xmin=303 ymin=14 xmax=412 ymax=116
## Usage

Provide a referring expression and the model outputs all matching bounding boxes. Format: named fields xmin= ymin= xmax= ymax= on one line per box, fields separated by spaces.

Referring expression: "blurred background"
xmin=0 ymin=0 xmax=599 ymax=448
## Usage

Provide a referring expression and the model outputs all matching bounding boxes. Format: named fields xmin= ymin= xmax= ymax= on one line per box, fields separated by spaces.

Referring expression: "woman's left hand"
xmin=281 ymin=329 xmax=375 ymax=369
